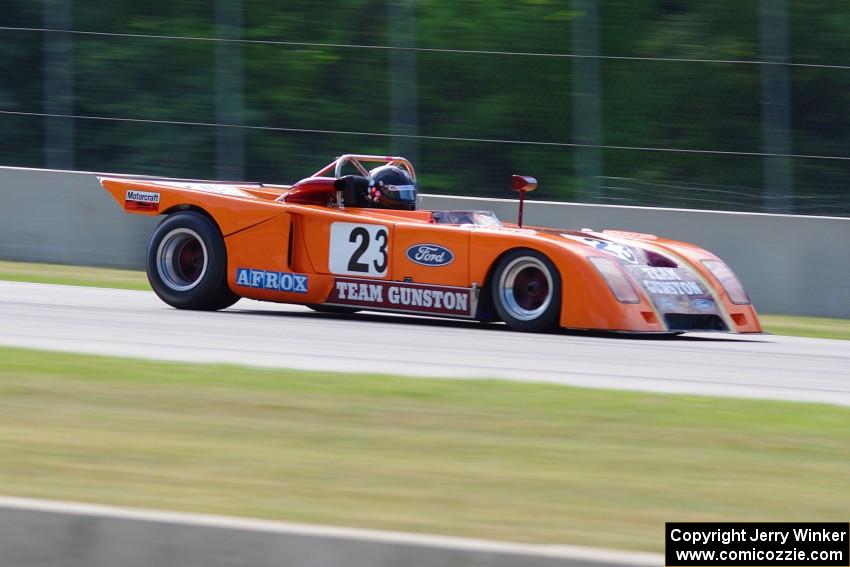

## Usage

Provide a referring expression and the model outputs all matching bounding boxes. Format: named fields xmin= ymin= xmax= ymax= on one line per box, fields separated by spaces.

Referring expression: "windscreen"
xmin=432 ymin=210 xmax=503 ymax=226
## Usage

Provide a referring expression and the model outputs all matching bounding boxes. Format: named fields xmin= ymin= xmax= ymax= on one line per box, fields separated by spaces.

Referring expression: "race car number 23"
xmin=329 ymin=222 xmax=389 ymax=277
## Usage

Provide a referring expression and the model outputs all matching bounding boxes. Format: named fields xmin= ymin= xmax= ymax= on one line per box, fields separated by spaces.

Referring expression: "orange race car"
xmin=100 ymin=154 xmax=761 ymax=334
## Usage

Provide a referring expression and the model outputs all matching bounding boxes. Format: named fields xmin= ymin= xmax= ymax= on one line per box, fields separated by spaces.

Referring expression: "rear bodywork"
xmin=100 ymin=156 xmax=761 ymax=334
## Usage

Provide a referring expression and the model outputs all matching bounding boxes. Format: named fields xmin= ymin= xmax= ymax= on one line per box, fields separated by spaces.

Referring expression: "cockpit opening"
xmin=431 ymin=210 xmax=502 ymax=227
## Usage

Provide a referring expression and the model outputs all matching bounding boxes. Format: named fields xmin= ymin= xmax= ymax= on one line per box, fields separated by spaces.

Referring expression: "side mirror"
xmin=512 ymin=175 xmax=538 ymax=193
xmin=511 ymin=175 xmax=538 ymax=228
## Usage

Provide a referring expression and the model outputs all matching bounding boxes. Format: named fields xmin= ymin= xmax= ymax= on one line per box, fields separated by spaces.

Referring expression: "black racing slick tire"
xmin=490 ymin=249 xmax=562 ymax=332
xmin=146 ymin=211 xmax=239 ymax=311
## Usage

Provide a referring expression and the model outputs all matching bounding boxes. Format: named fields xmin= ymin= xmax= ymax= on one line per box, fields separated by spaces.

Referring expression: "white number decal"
xmin=329 ymin=222 xmax=390 ymax=277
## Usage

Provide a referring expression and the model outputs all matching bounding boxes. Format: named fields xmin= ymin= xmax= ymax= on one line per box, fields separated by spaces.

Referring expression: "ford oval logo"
xmin=406 ymin=244 xmax=454 ymax=267
xmin=691 ymin=298 xmax=715 ymax=312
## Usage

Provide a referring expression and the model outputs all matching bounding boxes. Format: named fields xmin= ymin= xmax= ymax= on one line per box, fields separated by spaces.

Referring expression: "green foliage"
xmin=0 ymin=1 xmax=848 ymax=213
xmin=0 ymin=0 xmax=44 ymax=167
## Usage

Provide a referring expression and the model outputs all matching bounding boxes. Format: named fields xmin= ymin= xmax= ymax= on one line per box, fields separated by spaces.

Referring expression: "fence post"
xmin=571 ymin=0 xmax=602 ymax=203
xmin=759 ymin=0 xmax=793 ymax=213
xmin=388 ymin=0 xmax=418 ymax=165
xmin=215 ymin=0 xmax=245 ymax=181
xmin=43 ymin=0 xmax=74 ymax=170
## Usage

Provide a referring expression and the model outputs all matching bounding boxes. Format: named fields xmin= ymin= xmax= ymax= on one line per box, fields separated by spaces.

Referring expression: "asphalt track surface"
xmin=1 ymin=281 xmax=849 ymax=406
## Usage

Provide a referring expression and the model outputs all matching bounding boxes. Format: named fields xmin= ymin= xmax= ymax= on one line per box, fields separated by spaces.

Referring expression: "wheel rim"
xmin=156 ymin=228 xmax=208 ymax=292
xmin=498 ymin=256 xmax=553 ymax=321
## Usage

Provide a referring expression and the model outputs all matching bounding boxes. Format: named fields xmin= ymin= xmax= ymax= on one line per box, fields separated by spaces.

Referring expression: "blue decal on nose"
xmin=691 ymin=298 xmax=715 ymax=311
xmin=406 ymin=244 xmax=454 ymax=267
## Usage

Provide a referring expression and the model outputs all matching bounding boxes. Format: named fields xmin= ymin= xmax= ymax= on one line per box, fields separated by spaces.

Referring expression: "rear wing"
xmin=99 ymin=176 xmax=290 ymax=235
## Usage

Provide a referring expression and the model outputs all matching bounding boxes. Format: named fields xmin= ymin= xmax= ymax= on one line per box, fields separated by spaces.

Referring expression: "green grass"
xmin=758 ymin=314 xmax=850 ymax=341
xmin=1 ymin=347 xmax=849 ymax=552
xmin=1 ymin=260 xmax=849 ymax=340
xmin=0 ymin=260 xmax=150 ymax=290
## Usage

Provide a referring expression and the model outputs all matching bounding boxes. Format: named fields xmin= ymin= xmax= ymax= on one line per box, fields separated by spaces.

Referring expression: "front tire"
xmin=146 ymin=211 xmax=239 ymax=311
xmin=491 ymin=249 xmax=561 ymax=332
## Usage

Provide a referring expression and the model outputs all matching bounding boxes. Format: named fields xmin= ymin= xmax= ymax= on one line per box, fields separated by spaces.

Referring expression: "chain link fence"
xmin=1 ymin=0 xmax=849 ymax=216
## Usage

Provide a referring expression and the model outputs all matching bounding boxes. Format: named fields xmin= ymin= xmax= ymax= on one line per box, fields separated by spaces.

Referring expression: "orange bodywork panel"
xmin=468 ymin=228 xmax=665 ymax=332
xmin=651 ymin=238 xmax=762 ymax=333
xmin=99 ymin=172 xmax=762 ymax=334
xmin=391 ymin=223 xmax=470 ymax=287
xmin=100 ymin=178 xmax=282 ymax=237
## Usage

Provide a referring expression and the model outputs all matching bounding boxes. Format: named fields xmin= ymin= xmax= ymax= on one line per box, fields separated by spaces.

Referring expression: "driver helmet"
xmin=367 ymin=165 xmax=417 ymax=210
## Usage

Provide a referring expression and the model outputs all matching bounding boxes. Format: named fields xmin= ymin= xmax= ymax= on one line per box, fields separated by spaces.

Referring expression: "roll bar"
xmin=311 ymin=154 xmax=417 ymax=182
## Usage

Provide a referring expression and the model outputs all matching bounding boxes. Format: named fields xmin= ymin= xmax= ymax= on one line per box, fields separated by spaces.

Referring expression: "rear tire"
xmin=146 ymin=211 xmax=239 ymax=311
xmin=491 ymin=249 xmax=561 ymax=332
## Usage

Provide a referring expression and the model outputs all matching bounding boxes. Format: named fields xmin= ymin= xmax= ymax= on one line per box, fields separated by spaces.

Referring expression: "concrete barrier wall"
xmin=1 ymin=166 xmax=848 ymax=317
xmin=0 ymin=167 xmax=156 ymax=268
xmin=0 ymin=497 xmax=660 ymax=567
